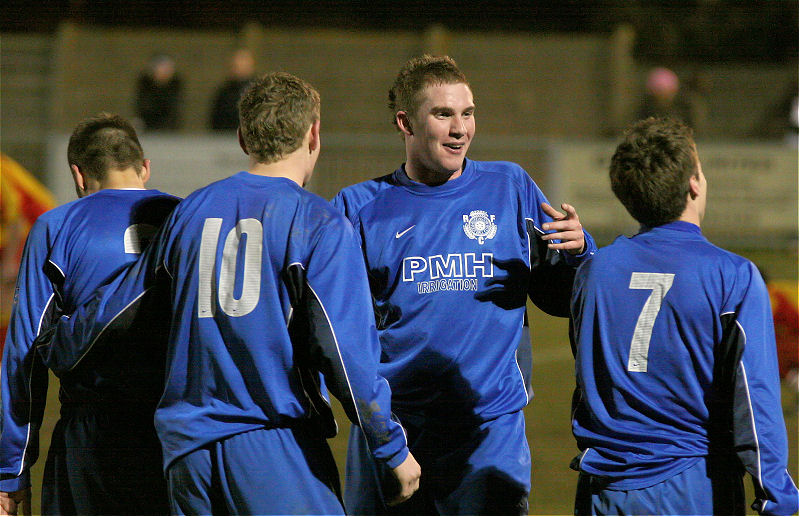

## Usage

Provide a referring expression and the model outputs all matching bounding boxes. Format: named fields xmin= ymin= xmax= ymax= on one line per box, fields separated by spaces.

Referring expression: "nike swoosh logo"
xmin=395 ymin=225 xmax=416 ymax=239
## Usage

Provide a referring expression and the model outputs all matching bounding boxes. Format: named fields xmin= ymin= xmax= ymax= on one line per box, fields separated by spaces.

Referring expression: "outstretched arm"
xmin=293 ymin=215 xmax=416 ymax=475
xmin=34 ymin=226 xmax=167 ymax=375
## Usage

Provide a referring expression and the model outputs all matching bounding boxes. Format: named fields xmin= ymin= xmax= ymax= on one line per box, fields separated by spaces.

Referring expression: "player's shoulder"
xmin=32 ymin=197 xmax=88 ymax=230
xmin=470 ymin=159 xmax=531 ymax=182
xmin=332 ymin=172 xmax=398 ymax=219
xmin=179 ymin=173 xmax=241 ymax=204
xmin=334 ymin=172 xmax=397 ymax=201
xmin=303 ymin=188 xmax=353 ymax=233
xmin=470 ymin=159 xmax=527 ymax=174
xmin=468 ymin=159 xmax=540 ymax=197
xmin=671 ymin=231 xmax=753 ymax=277
xmin=34 ymin=199 xmax=75 ymax=226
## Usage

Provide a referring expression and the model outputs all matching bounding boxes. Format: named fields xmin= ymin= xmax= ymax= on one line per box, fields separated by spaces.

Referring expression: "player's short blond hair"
xmin=388 ymin=55 xmax=469 ymax=130
xmin=238 ymin=72 xmax=320 ymax=164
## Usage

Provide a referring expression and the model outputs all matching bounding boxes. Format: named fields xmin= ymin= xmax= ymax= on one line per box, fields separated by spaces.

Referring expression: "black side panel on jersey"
xmin=526 ymin=219 xmax=577 ymax=317
xmin=708 ymin=312 xmax=747 ymax=515
xmin=284 ymin=264 xmax=338 ymax=438
xmin=709 ymin=313 xmax=746 ymax=453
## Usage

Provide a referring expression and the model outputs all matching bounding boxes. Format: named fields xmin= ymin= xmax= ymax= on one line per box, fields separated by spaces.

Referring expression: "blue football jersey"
xmin=0 ymin=189 xmax=178 ymax=492
xmin=334 ymin=158 xmax=596 ymax=426
xmin=37 ymin=172 xmax=410 ymax=471
xmin=571 ymin=221 xmax=798 ymax=515
xmin=332 ymin=171 xmax=540 ymax=401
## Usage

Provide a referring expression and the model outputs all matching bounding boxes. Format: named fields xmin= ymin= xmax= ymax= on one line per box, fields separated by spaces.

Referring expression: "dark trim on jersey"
xmin=708 ymin=312 xmax=748 ymax=514
xmin=718 ymin=311 xmax=772 ymax=508
xmin=284 ymin=263 xmax=346 ymax=439
xmin=525 ymin=218 xmax=576 ymax=317
xmin=709 ymin=312 xmax=745 ymax=455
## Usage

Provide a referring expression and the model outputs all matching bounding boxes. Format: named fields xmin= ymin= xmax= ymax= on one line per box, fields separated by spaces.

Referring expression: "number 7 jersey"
xmin=570 ymin=221 xmax=798 ymax=515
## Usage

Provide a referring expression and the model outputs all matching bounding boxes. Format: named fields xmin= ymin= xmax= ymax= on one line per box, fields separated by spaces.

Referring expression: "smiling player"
xmin=333 ymin=55 xmax=597 ymax=515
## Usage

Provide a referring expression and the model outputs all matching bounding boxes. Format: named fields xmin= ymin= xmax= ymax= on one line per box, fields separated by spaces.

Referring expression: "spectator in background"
xmin=637 ymin=67 xmax=692 ymax=127
xmin=134 ymin=54 xmax=183 ymax=131
xmin=683 ymin=68 xmax=711 ymax=136
xmin=210 ymin=48 xmax=256 ymax=131
xmin=752 ymin=80 xmax=798 ymax=146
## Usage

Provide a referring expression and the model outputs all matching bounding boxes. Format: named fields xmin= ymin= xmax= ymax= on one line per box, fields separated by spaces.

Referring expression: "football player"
xmin=570 ymin=117 xmax=798 ymax=515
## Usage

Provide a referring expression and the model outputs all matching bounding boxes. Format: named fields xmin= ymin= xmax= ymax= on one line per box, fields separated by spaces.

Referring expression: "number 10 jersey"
xmin=37 ymin=171 xmax=410 ymax=472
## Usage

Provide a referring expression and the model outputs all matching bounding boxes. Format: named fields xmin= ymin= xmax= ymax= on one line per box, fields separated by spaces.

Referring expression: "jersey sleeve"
xmin=725 ymin=262 xmax=799 ymax=515
xmin=0 ymin=220 xmax=55 ymax=491
xmin=294 ymin=214 xmax=409 ymax=468
xmin=524 ymin=175 xmax=597 ymax=317
xmin=34 ymin=223 xmax=170 ymax=376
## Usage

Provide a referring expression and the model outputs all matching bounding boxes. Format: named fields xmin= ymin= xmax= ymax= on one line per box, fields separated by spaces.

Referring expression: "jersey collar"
xmin=640 ymin=220 xmax=702 ymax=235
xmin=393 ymin=158 xmax=475 ymax=195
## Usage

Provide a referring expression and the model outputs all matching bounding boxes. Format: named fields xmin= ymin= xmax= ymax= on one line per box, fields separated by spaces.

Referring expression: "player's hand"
xmin=540 ymin=202 xmax=586 ymax=255
xmin=0 ymin=488 xmax=31 ymax=516
xmin=387 ymin=451 xmax=421 ymax=506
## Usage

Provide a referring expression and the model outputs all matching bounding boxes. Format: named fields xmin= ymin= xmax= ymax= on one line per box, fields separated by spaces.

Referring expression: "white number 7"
xmin=627 ymin=272 xmax=674 ymax=372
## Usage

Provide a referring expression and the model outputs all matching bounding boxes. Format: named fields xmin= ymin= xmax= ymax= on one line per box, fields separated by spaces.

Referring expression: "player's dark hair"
xmin=67 ymin=113 xmax=144 ymax=181
xmin=238 ymin=72 xmax=320 ymax=164
xmin=388 ymin=55 xmax=469 ymax=130
xmin=609 ymin=117 xmax=698 ymax=227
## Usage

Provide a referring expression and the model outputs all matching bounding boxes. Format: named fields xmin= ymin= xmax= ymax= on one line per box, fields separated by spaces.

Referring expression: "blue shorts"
xmin=574 ymin=456 xmax=745 ymax=515
xmin=42 ymin=406 xmax=168 ymax=515
xmin=345 ymin=410 xmax=530 ymax=515
xmin=167 ymin=426 xmax=344 ymax=515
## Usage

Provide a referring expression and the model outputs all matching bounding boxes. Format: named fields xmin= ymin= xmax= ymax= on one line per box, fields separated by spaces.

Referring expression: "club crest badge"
xmin=462 ymin=210 xmax=497 ymax=245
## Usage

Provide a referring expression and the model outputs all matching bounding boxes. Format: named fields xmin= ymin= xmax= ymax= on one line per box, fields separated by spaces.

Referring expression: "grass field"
xmin=27 ymin=248 xmax=798 ymax=515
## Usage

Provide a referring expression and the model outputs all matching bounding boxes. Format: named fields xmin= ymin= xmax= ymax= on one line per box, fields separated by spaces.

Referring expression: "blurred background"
xmin=1 ymin=1 xmax=797 ymax=514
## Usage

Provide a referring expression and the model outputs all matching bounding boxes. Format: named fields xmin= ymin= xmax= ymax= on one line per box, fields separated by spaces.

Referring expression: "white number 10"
xmin=627 ymin=272 xmax=674 ymax=372
xmin=198 ymin=218 xmax=263 ymax=318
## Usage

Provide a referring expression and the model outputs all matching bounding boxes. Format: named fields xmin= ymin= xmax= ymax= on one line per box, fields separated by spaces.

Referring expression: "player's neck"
xmin=677 ymin=209 xmax=701 ymax=228
xmin=405 ymin=162 xmax=463 ymax=186
xmin=247 ymin=152 xmax=310 ymax=188
xmin=93 ymin=169 xmax=147 ymax=192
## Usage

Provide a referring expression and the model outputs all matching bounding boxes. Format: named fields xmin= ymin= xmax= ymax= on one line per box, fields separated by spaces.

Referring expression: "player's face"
xmin=405 ymin=82 xmax=475 ymax=180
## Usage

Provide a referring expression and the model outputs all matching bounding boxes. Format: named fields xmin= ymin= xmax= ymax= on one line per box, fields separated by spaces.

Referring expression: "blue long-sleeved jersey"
xmin=332 ymin=159 xmax=596 ymax=426
xmin=35 ymin=172 xmax=410 ymax=471
xmin=571 ymin=221 xmax=798 ymax=515
xmin=0 ymin=189 xmax=178 ymax=492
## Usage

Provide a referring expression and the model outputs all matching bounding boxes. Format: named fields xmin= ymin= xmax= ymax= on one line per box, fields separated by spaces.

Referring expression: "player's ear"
xmin=237 ymin=127 xmax=249 ymax=155
xmin=308 ymin=119 xmax=320 ymax=153
xmin=396 ymin=111 xmax=413 ymax=136
xmin=688 ymin=173 xmax=700 ymax=200
xmin=70 ymin=164 xmax=87 ymax=192
xmin=140 ymin=159 xmax=152 ymax=185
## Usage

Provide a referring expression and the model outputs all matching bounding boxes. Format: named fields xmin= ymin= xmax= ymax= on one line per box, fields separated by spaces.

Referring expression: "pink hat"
xmin=646 ymin=67 xmax=679 ymax=96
